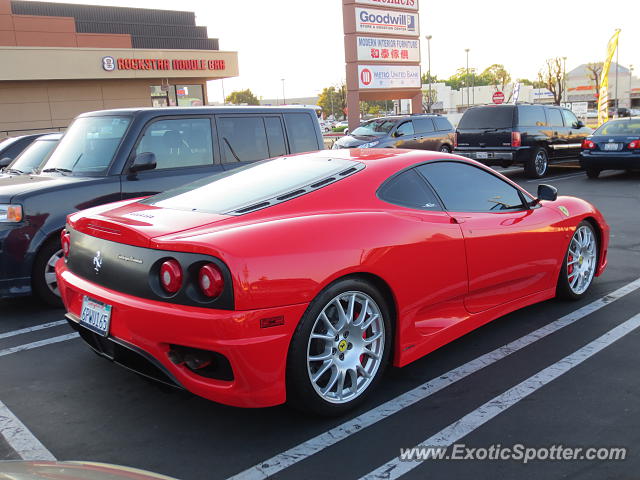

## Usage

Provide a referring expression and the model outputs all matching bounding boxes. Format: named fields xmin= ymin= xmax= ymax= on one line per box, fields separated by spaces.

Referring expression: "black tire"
xmin=32 ymin=237 xmax=64 ymax=307
xmin=585 ymin=168 xmax=601 ymax=179
xmin=286 ymin=277 xmax=392 ymax=416
xmin=439 ymin=144 xmax=451 ymax=153
xmin=524 ymin=147 xmax=549 ymax=178
xmin=556 ymin=221 xmax=598 ymax=301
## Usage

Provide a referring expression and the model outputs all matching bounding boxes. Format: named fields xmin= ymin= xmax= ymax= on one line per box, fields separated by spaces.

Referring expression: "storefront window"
xmin=150 ymin=85 xmax=177 ymax=107
xmin=176 ymin=85 xmax=204 ymax=107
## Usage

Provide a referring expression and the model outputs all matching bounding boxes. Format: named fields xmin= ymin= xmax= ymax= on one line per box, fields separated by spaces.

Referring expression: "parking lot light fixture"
xmin=465 ymin=48 xmax=470 ymax=109
xmin=426 ymin=35 xmax=432 ymax=112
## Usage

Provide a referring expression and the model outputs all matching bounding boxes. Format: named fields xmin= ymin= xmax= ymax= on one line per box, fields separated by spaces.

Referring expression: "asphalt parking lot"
xmin=2 ymin=163 xmax=640 ymax=479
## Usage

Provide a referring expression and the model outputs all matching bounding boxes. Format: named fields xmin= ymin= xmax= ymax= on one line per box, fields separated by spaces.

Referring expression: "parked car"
xmin=0 ymin=106 xmax=323 ymax=305
xmin=57 ymin=149 xmax=608 ymax=415
xmin=579 ymin=117 xmax=640 ymax=178
xmin=0 ymin=133 xmax=62 ymax=176
xmin=332 ymin=115 xmax=455 ymax=152
xmin=0 ymin=133 xmax=48 ymax=167
xmin=454 ymin=104 xmax=593 ymax=178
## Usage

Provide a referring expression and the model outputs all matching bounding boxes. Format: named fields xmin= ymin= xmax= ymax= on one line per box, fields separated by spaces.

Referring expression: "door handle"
xmin=450 ymin=216 xmax=472 ymax=224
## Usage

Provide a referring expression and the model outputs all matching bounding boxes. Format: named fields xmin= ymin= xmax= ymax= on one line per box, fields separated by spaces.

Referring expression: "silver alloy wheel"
xmin=440 ymin=145 xmax=450 ymax=153
xmin=306 ymin=291 xmax=385 ymax=404
xmin=535 ymin=150 xmax=548 ymax=176
xmin=44 ymin=249 xmax=64 ymax=296
xmin=567 ymin=226 xmax=597 ymax=295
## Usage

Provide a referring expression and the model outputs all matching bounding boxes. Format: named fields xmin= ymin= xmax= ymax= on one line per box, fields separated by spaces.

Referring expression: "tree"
xmin=225 ymin=89 xmax=259 ymax=106
xmin=586 ymin=62 xmax=603 ymax=96
xmin=480 ymin=64 xmax=513 ymax=101
xmin=538 ymin=58 xmax=564 ymax=105
xmin=421 ymin=72 xmax=439 ymax=85
xmin=517 ymin=78 xmax=545 ymax=88
xmin=444 ymin=67 xmax=490 ymax=91
xmin=317 ymin=83 xmax=347 ymax=119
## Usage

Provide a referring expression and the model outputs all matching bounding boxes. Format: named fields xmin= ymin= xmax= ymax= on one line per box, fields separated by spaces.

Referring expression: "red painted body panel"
xmin=58 ymin=149 xmax=610 ymax=408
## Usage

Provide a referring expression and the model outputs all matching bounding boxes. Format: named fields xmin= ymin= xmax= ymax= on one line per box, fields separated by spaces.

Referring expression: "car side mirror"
xmin=537 ymin=184 xmax=558 ymax=202
xmin=394 ymin=131 xmax=404 ymax=138
xmin=130 ymin=152 xmax=157 ymax=173
xmin=575 ymin=120 xmax=585 ymax=129
xmin=0 ymin=157 xmax=12 ymax=168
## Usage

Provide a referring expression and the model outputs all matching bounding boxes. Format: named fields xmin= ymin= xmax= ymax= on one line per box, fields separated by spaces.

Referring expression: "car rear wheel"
xmin=32 ymin=237 xmax=64 ymax=307
xmin=586 ymin=168 xmax=601 ymax=179
xmin=524 ymin=148 xmax=549 ymax=178
xmin=287 ymin=278 xmax=391 ymax=415
xmin=557 ymin=221 xmax=598 ymax=300
xmin=439 ymin=144 xmax=451 ymax=153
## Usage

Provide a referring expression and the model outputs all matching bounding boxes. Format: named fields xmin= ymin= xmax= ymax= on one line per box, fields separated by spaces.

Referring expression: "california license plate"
xmin=603 ymin=143 xmax=621 ymax=151
xmin=475 ymin=152 xmax=489 ymax=159
xmin=80 ymin=296 xmax=112 ymax=337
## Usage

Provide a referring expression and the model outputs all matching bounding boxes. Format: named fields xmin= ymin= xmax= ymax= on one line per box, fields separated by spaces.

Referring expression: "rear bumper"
xmin=579 ymin=152 xmax=640 ymax=170
xmin=454 ymin=147 xmax=529 ymax=165
xmin=57 ymin=261 xmax=309 ymax=408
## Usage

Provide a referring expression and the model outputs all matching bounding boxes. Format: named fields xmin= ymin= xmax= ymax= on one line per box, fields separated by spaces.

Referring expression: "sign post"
xmin=343 ymin=0 xmax=421 ymax=133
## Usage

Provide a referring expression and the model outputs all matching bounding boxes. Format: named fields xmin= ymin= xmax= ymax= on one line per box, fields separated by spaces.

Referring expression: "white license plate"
xmin=475 ymin=152 xmax=489 ymax=159
xmin=80 ymin=296 xmax=112 ymax=337
xmin=603 ymin=143 xmax=621 ymax=151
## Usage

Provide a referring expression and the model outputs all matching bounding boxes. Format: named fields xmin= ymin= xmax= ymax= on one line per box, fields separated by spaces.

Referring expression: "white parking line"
xmin=0 ymin=333 xmax=79 ymax=358
xmin=526 ymin=172 xmax=585 ymax=183
xmin=361 ymin=312 xmax=640 ymax=479
xmin=0 ymin=320 xmax=68 ymax=340
xmin=0 ymin=400 xmax=56 ymax=461
xmin=227 ymin=277 xmax=640 ymax=480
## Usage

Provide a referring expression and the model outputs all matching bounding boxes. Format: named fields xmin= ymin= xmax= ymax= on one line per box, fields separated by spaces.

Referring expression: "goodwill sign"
xmin=358 ymin=65 xmax=421 ymax=89
xmin=355 ymin=7 xmax=419 ymax=36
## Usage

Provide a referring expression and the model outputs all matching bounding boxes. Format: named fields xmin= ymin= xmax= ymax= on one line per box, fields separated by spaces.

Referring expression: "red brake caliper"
xmin=568 ymin=254 xmax=574 ymax=276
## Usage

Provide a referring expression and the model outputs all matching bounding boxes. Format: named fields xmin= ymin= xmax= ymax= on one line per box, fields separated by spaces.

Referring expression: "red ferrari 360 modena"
xmin=56 ymin=149 xmax=608 ymax=415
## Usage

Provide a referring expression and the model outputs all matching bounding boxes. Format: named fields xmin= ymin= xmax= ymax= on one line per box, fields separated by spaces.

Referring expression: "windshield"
xmin=594 ymin=120 xmax=640 ymax=136
xmin=351 ymin=119 xmax=396 ymax=137
xmin=9 ymin=139 xmax=59 ymax=173
xmin=41 ymin=116 xmax=131 ymax=176
xmin=144 ymin=155 xmax=361 ymax=214
xmin=458 ymin=106 xmax=515 ymax=129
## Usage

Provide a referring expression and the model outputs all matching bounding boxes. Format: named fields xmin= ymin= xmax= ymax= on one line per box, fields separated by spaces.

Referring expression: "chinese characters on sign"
xmin=356 ymin=37 xmax=420 ymax=62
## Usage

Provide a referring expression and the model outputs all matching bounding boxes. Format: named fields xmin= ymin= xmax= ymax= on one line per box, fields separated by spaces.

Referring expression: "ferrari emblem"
xmin=558 ymin=206 xmax=569 ymax=217
xmin=338 ymin=339 xmax=348 ymax=353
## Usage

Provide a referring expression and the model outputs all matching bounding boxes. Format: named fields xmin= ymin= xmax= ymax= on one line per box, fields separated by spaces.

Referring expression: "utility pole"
xmin=465 ymin=48 xmax=470 ymax=109
xmin=630 ymin=65 xmax=634 ymax=109
xmin=426 ymin=35 xmax=432 ymax=112
xmin=281 ymin=78 xmax=286 ymax=105
xmin=562 ymin=56 xmax=567 ymax=103
xmin=221 ymin=79 xmax=225 ymax=105
xmin=614 ymin=47 xmax=619 ymax=116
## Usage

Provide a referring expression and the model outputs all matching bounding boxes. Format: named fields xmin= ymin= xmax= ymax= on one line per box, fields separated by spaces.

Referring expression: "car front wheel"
xmin=32 ymin=237 xmax=64 ymax=306
xmin=287 ymin=278 xmax=391 ymax=415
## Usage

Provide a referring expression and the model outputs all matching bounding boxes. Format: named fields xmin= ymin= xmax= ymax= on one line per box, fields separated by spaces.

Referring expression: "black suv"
xmin=454 ymin=104 xmax=593 ymax=178
xmin=0 ymin=106 xmax=323 ymax=304
xmin=332 ymin=114 xmax=455 ymax=152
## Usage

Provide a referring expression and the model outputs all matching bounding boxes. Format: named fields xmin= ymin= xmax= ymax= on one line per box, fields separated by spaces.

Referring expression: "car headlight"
xmin=359 ymin=141 xmax=380 ymax=148
xmin=0 ymin=204 xmax=23 ymax=222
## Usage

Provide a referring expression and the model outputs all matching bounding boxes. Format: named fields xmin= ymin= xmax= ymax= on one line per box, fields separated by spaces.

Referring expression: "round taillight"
xmin=160 ymin=259 xmax=183 ymax=294
xmin=61 ymin=232 xmax=71 ymax=258
xmin=198 ymin=263 xmax=224 ymax=298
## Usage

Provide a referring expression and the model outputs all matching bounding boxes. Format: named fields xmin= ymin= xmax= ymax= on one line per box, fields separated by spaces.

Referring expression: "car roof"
xmin=79 ymin=105 xmax=319 ymax=117
xmin=36 ymin=133 xmax=63 ymax=141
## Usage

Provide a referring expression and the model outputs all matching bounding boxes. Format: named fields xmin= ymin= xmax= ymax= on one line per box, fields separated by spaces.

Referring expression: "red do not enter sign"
xmin=492 ymin=91 xmax=505 ymax=104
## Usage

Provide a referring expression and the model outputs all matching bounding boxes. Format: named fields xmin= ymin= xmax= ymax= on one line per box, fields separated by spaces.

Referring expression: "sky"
xmin=37 ymin=0 xmax=640 ymax=102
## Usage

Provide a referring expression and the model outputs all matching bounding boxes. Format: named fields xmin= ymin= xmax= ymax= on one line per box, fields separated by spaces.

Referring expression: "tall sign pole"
xmin=343 ymin=0 xmax=422 ymax=133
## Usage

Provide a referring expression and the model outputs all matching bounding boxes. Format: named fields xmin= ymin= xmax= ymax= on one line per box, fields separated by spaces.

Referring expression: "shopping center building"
xmin=0 ymin=0 xmax=238 ymax=138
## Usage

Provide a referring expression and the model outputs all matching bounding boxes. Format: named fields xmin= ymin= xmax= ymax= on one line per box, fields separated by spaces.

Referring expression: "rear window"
xmin=413 ymin=118 xmax=435 ymax=134
xmin=545 ymin=108 xmax=564 ymax=127
xmin=284 ymin=113 xmax=320 ymax=153
xmin=517 ymin=106 xmax=547 ymax=127
xmin=144 ymin=155 xmax=362 ymax=215
xmin=433 ymin=117 xmax=453 ymax=131
xmin=458 ymin=107 xmax=514 ymax=129
xmin=594 ymin=120 xmax=640 ymax=135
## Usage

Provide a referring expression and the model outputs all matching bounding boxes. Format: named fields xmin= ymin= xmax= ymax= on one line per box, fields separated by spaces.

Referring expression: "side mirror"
xmin=537 ymin=184 xmax=558 ymax=202
xmin=130 ymin=152 xmax=157 ymax=173
xmin=0 ymin=157 xmax=12 ymax=168
xmin=575 ymin=120 xmax=585 ymax=129
xmin=394 ymin=130 xmax=404 ymax=138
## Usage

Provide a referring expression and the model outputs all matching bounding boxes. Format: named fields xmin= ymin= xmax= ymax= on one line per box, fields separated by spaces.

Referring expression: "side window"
xmin=517 ymin=106 xmax=547 ymax=127
xmin=396 ymin=121 xmax=414 ymax=136
xmin=4 ymin=138 xmax=31 ymax=159
xmin=433 ymin=117 xmax=453 ymax=131
xmin=135 ymin=118 xmax=214 ymax=170
xmin=283 ymin=113 xmax=320 ymax=153
xmin=378 ymin=168 xmax=442 ymax=210
xmin=217 ymin=116 xmax=269 ymax=163
xmin=413 ymin=118 xmax=435 ymax=134
xmin=264 ymin=117 xmax=288 ymax=157
xmin=418 ymin=162 xmax=525 ymax=212
xmin=562 ymin=109 xmax=579 ymax=129
xmin=545 ymin=108 xmax=564 ymax=127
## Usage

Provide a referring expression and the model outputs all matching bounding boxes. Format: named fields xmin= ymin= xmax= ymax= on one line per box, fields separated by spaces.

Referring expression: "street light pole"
xmin=614 ymin=47 xmax=619 ymax=115
xmin=630 ymin=65 xmax=634 ymax=109
xmin=281 ymin=78 xmax=286 ymax=105
xmin=465 ymin=48 xmax=470 ymax=109
xmin=426 ymin=35 xmax=432 ymax=112
xmin=221 ymin=79 xmax=225 ymax=105
xmin=562 ymin=56 xmax=567 ymax=104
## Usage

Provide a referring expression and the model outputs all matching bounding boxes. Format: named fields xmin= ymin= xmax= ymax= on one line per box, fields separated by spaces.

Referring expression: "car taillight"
xmin=582 ymin=139 xmax=596 ymax=150
xmin=198 ymin=263 xmax=224 ymax=298
xmin=453 ymin=132 xmax=458 ymax=148
xmin=160 ymin=259 xmax=183 ymax=294
xmin=628 ymin=140 xmax=640 ymax=150
xmin=511 ymin=131 xmax=521 ymax=147
xmin=61 ymin=231 xmax=71 ymax=259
